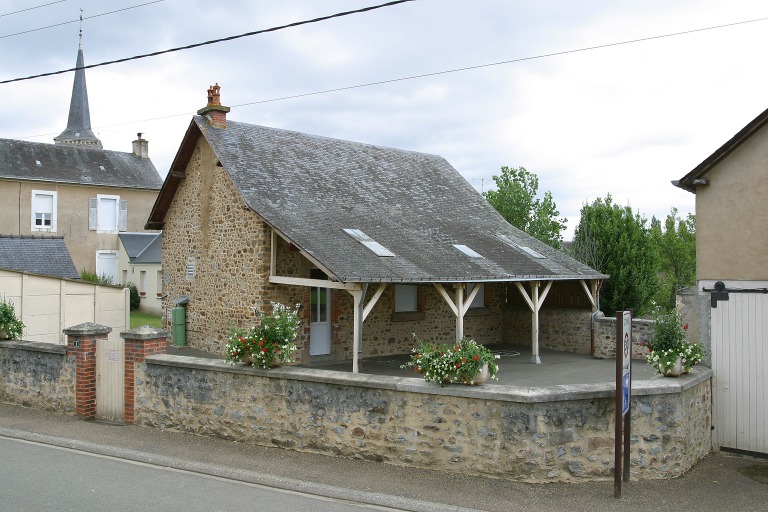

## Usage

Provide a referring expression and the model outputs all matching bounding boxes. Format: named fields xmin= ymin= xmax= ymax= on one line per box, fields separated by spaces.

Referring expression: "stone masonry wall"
xmin=503 ymin=308 xmax=594 ymax=354
xmin=0 ymin=341 xmax=74 ymax=412
xmin=136 ymin=356 xmax=712 ymax=482
xmin=592 ymin=314 xmax=654 ymax=359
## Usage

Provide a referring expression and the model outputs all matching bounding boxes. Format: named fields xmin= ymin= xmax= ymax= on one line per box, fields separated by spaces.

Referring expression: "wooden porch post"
xmin=455 ymin=284 xmax=465 ymax=341
xmin=515 ymin=280 xmax=553 ymax=364
xmin=351 ymin=288 xmax=363 ymax=373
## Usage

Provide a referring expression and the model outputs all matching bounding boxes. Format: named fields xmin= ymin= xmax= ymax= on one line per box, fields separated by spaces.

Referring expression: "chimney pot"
xmin=197 ymin=82 xmax=230 ymax=128
xmin=132 ymin=135 xmax=149 ymax=158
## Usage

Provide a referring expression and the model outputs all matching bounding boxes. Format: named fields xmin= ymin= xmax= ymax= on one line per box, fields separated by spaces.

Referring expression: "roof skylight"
xmin=453 ymin=244 xmax=483 ymax=258
xmin=343 ymin=228 xmax=395 ymax=257
xmin=496 ymin=234 xmax=547 ymax=259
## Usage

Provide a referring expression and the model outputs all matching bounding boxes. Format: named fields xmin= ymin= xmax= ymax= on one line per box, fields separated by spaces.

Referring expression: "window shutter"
xmin=118 ymin=200 xmax=128 ymax=231
xmin=88 ymin=198 xmax=97 ymax=230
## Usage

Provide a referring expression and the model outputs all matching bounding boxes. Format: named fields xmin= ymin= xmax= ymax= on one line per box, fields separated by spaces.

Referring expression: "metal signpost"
xmin=614 ymin=310 xmax=632 ymax=498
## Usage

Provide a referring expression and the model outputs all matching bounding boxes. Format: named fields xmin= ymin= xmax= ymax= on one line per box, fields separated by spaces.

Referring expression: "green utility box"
xmin=172 ymin=296 xmax=188 ymax=346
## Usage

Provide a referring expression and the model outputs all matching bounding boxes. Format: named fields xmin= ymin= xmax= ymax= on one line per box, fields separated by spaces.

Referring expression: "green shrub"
xmin=80 ymin=269 xmax=114 ymax=286
xmin=0 ymin=295 xmax=24 ymax=340
xmin=125 ymin=282 xmax=140 ymax=311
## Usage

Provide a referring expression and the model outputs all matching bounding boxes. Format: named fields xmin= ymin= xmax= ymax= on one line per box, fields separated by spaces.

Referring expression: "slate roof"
xmin=119 ymin=232 xmax=162 ymax=264
xmin=0 ymin=138 xmax=163 ymax=190
xmin=0 ymin=235 xmax=80 ymax=279
xmin=674 ymin=104 xmax=768 ymax=193
xmin=148 ymin=116 xmax=606 ymax=283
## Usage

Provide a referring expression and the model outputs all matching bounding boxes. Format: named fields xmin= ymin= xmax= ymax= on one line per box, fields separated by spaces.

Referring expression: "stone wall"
xmin=592 ymin=314 xmax=654 ymax=359
xmin=503 ymin=308 xmax=594 ymax=354
xmin=0 ymin=340 xmax=74 ymax=412
xmin=135 ymin=355 xmax=712 ymax=482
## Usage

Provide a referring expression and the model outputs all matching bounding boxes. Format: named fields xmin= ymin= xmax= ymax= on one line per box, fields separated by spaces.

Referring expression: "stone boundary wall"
xmin=592 ymin=314 xmax=654 ymax=359
xmin=136 ymin=355 xmax=712 ymax=483
xmin=0 ymin=340 xmax=74 ymax=412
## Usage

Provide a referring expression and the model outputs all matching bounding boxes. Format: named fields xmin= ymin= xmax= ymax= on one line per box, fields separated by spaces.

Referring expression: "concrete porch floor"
xmin=167 ymin=343 xmax=662 ymax=387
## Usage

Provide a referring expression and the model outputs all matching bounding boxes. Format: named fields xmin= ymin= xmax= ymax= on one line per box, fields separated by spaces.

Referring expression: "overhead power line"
xmin=0 ymin=0 xmax=66 ymax=18
xmin=0 ymin=0 xmax=416 ymax=84
xmin=12 ymin=10 xmax=768 ymax=140
xmin=0 ymin=1 xmax=166 ymax=39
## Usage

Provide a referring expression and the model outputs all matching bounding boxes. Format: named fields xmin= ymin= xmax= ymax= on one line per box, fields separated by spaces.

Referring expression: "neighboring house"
xmin=0 ymin=44 xmax=163 ymax=283
xmin=118 ymin=232 xmax=164 ymax=315
xmin=674 ymin=105 xmax=768 ymax=455
xmin=147 ymin=85 xmax=606 ymax=369
xmin=0 ymin=234 xmax=80 ymax=280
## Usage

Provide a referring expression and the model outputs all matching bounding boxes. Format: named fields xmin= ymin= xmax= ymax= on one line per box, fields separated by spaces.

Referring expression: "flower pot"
xmin=467 ymin=363 xmax=489 ymax=385
xmin=663 ymin=357 xmax=684 ymax=377
xmin=243 ymin=353 xmax=255 ymax=365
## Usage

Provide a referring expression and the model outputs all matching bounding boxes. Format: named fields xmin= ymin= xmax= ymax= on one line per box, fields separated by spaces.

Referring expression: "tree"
xmin=570 ymin=195 xmax=658 ymax=317
xmin=483 ymin=166 xmax=567 ymax=249
xmin=650 ymin=208 xmax=696 ymax=311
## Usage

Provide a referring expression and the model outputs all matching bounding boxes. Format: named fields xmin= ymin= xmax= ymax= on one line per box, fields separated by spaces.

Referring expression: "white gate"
xmin=96 ymin=338 xmax=125 ymax=423
xmin=711 ymin=292 xmax=768 ymax=454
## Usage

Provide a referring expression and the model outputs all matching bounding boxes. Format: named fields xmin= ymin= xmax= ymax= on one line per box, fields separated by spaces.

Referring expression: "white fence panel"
xmin=0 ymin=269 xmax=129 ymax=344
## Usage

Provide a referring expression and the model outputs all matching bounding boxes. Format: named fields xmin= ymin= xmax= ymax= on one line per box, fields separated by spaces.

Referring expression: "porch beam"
xmin=433 ymin=283 xmax=458 ymax=316
xmin=362 ymin=283 xmax=387 ymax=321
xmin=514 ymin=280 xmax=552 ymax=364
xmin=580 ymin=279 xmax=597 ymax=310
xmin=460 ymin=283 xmax=481 ymax=317
xmin=269 ymin=275 xmax=362 ymax=291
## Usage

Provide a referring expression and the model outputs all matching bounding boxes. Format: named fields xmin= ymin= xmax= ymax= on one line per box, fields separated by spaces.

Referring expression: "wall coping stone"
xmin=145 ymin=354 xmax=712 ymax=404
xmin=0 ymin=340 xmax=67 ymax=355
xmin=63 ymin=322 xmax=112 ymax=336
xmin=120 ymin=325 xmax=171 ymax=340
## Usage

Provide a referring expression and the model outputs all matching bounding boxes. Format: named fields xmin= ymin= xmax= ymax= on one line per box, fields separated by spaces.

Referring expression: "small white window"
xmin=467 ymin=283 xmax=485 ymax=309
xmin=139 ymin=270 xmax=147 ymax=296
xmin=31 ymin=190 xmax=57 ymax=232
xmin=395 ymin=285 xmax=418 ymax=312
xmin=453 ymin=244 xmax=483 ymax=259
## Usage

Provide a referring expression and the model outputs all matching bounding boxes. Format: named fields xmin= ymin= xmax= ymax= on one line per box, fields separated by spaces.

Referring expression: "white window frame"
xmin=467 ymin=283 xmax=485 ymax=309
xmin=95 ymin=250 xmax=119 ymax=285
xmin=31 ymin=190 xmax=57 ymax=232
xmin=90 ymin=194 xmax=127 ymax=233
xmin=395 ymin=284 xmax=418 ymax=312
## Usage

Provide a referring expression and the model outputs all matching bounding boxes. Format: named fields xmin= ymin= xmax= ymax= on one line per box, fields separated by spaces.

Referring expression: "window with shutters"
xmin=31 ymin=190 xmax=57 ymax=232
xmin=89 ymin=194 xmax=127 ymax=233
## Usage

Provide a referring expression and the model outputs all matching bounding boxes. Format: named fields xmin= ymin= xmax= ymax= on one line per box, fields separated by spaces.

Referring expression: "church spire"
xmin=54 ymin=13 xmax=102 ymax=149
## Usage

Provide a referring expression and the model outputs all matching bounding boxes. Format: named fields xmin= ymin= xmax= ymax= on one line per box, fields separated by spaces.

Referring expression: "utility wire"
xmin=0 ymin=0 xmax=415 ymax=84
xmin=0 ymin=0 xmax=66 ymax=18
xmin=0 ymin=1 xmax=166 ymax=39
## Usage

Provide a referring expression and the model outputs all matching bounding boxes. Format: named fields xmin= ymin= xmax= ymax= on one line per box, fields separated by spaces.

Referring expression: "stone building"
xmin=146 ymin=85 xmax=606 ymax=368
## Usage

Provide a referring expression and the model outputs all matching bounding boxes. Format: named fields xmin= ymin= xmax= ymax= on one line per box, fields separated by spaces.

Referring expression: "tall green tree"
xmin=483 ymin=166 xmax=567 ymax=249
xmin=650 ymin=208 xmax=696 ymax=311
xmin=570 ymin=195 xmax=658 ymax=317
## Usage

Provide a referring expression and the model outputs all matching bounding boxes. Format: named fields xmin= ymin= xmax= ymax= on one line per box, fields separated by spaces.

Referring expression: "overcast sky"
xmin=2 ymin=0 xmax=767 ymax=238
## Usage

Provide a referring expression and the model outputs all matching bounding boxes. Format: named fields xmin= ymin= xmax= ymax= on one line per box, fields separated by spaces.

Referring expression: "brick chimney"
xmin=132 ymin=132 xmax=149 ymax=158
xmin=196 ymin=83 xmax=230 ymax=128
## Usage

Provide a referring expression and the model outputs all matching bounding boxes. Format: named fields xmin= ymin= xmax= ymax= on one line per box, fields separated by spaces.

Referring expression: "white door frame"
xmin=309 ymin=286 xmax=331 ymax=356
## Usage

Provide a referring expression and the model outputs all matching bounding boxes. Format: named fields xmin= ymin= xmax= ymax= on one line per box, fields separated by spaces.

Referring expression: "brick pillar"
xmin=121 ymin=325 xmax=169 ymax=425
xmin=63 ymin=322 xmax=112 ymax=421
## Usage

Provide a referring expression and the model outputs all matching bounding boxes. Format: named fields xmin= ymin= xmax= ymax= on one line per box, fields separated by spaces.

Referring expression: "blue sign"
xmin=622 ymin=372 xmax=630 ymax=416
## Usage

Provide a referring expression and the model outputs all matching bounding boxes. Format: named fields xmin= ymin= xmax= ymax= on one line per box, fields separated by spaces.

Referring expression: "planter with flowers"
xmin=0 ymin=296 xmax=24 ymax=340
xmin=646 ymin=309 xmax=705 ymax=377
xmin=225 ymin=302 xmax=300 ymax=369
xmin=401 ymin=336 xmax=500 ymax=386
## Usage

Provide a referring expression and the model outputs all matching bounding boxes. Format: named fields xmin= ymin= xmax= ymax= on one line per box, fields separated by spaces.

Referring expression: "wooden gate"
xmin=96 ymin=338 xmax=125 ymax=423
xmin=711 ymin=292 xmax=768 ymax=454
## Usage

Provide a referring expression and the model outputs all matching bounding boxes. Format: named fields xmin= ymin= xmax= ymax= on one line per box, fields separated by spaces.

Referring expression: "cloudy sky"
xmin=2 ymin=0 xmax=767 ymax=238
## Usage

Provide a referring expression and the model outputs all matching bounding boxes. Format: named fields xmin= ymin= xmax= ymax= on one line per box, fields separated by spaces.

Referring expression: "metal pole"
xmin=614 ymin=311 xmax=622 ymax=499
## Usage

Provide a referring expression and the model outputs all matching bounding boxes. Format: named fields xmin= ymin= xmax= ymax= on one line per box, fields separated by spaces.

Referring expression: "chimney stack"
xmin=132 ymin=132 xmax=149 ymax=158
xmin=197 ymin=83 xmax=230 ymax=128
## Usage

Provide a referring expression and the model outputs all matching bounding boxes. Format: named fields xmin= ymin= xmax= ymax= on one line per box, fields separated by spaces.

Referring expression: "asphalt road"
xmin=0 ymin=437 xmax=396 ymax=512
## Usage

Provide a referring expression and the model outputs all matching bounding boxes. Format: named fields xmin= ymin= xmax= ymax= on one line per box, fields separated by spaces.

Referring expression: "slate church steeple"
xmin=54 ymin=23 xmax=102 ymax=149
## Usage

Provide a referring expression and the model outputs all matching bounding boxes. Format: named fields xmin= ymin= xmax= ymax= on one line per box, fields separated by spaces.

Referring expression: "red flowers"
xmin=473 ymin=355 xmax=479 ymax=361
xmin=683 ymin=324 xmax=689 ymax=331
